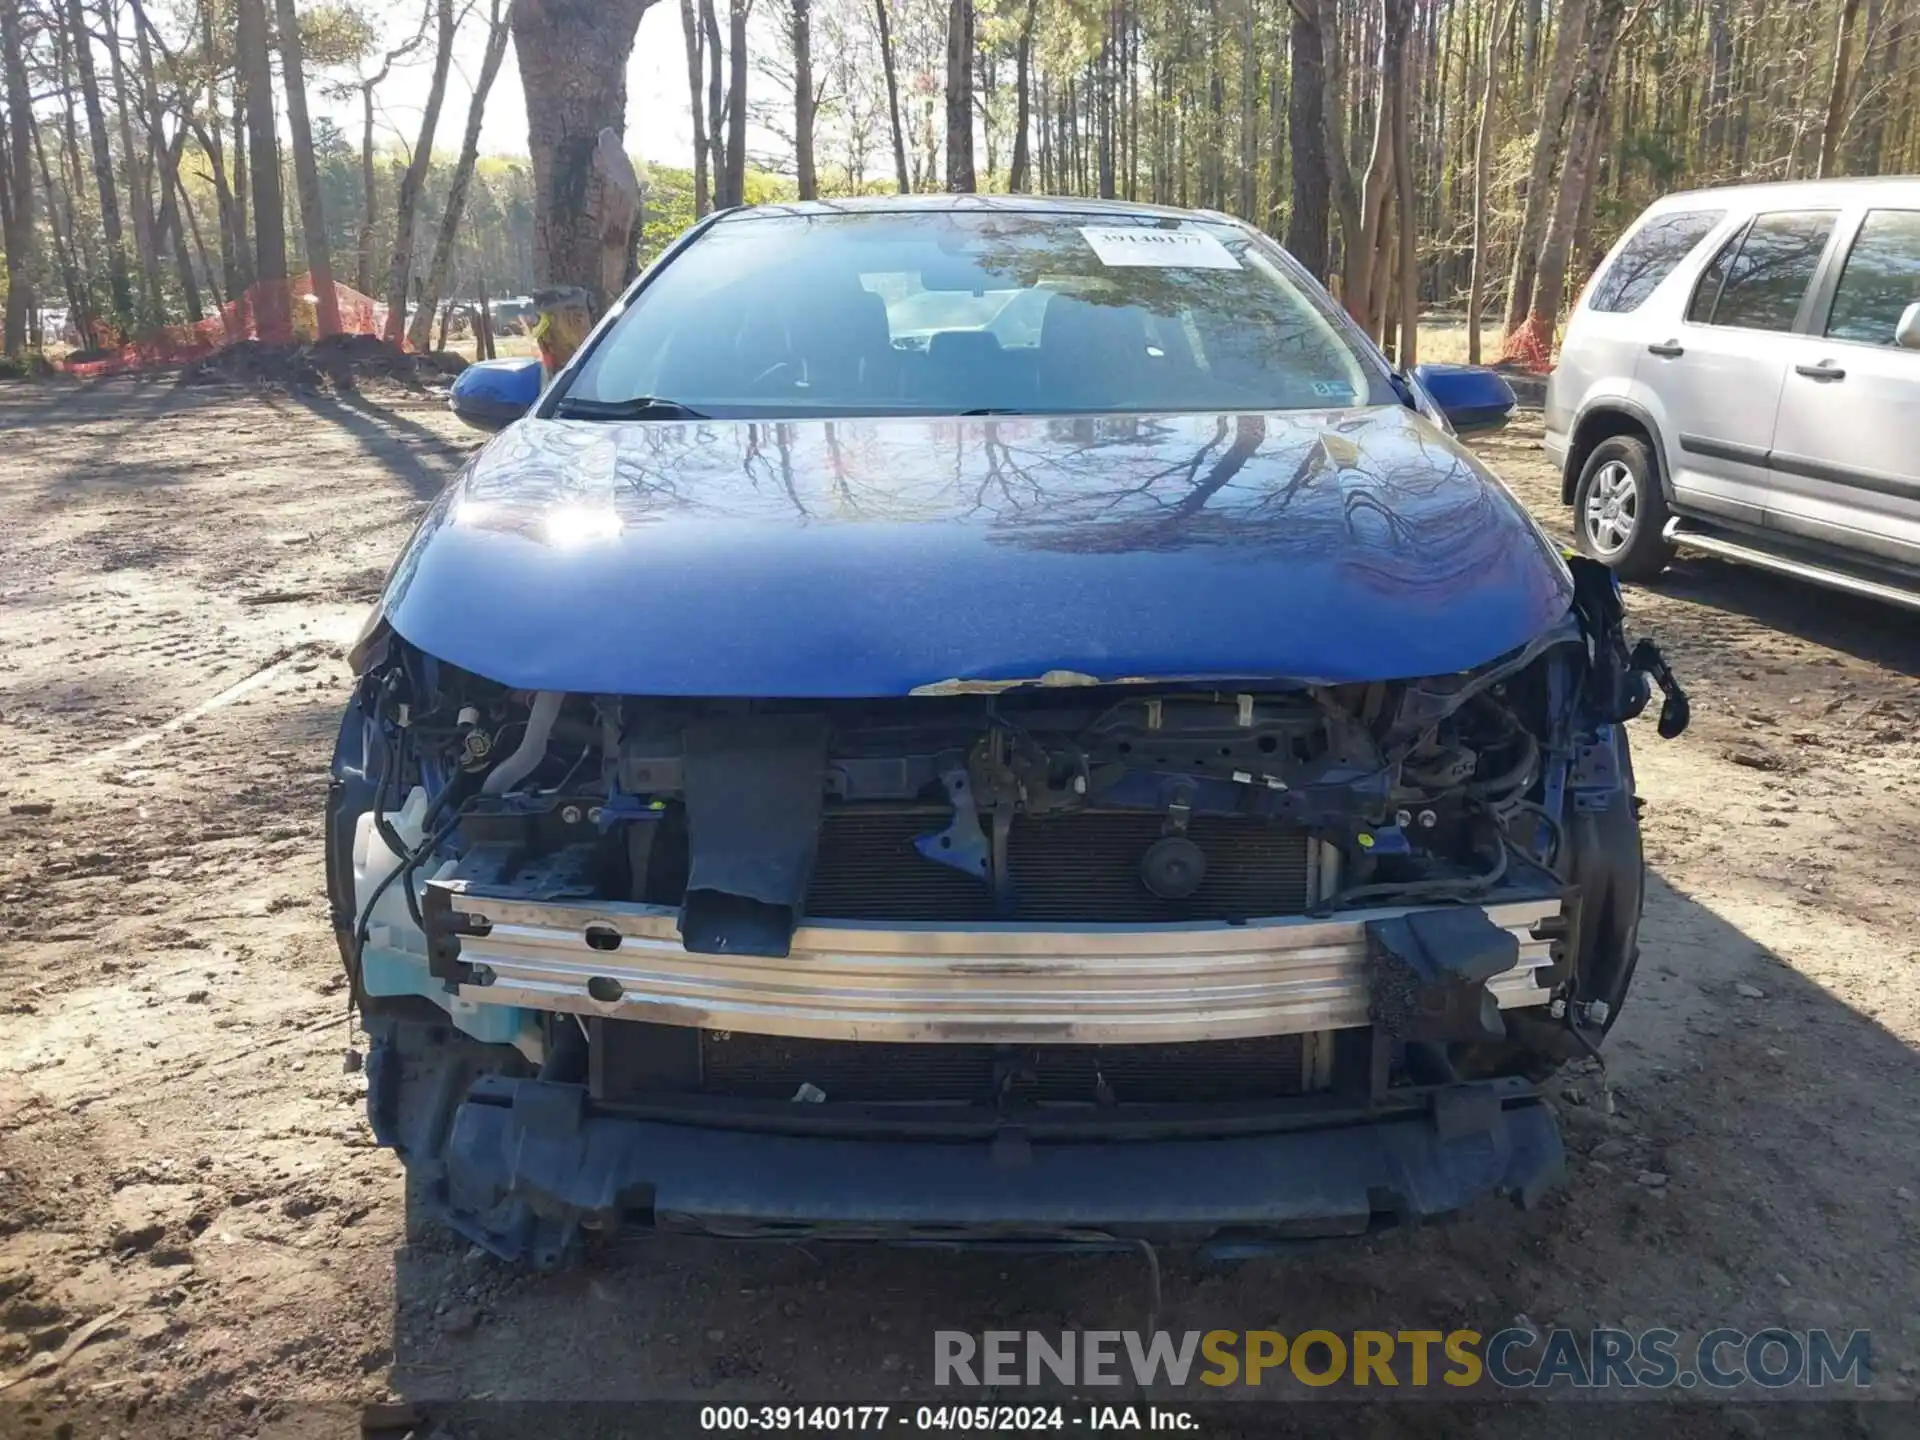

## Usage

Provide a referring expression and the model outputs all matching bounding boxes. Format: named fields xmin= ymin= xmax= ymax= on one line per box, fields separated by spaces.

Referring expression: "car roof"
xmin=711 ymin=193 xmax=1236 ymax=224
xmin=1645 ymin=175 xmax=1920 ymax=213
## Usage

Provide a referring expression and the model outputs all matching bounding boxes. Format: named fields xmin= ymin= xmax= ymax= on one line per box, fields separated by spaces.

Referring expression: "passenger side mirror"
xmin=449 ymin=356 xmax=542 ymax=432
xmin=1896 ymin=301 xmax=1920 ymax=351
xmin=1410 ymin=363 xmax=1518 ymax=435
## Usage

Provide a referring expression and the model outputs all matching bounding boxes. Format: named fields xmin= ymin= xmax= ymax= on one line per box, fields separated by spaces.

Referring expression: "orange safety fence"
xmin=1496 ymin=316 xmax=1556 ymax=374
xmin=61 ymin=274 xmax=391 ymax=379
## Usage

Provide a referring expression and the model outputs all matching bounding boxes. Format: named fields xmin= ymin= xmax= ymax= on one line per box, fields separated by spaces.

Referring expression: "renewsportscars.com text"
xmin=934 ymin=1328 xmax=1872 ymax=1391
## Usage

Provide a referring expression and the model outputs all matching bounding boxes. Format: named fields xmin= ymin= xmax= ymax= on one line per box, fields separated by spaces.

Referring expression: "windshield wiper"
xmin=958 ymin=407 xmax=1033 ymax=416
xmin=553 ymin=395 xmax=710 ymax=421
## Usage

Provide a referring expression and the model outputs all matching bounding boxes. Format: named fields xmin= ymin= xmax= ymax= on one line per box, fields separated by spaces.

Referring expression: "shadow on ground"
xmin=287 ymin=387 xmax=470 ymax=504
xmin=1650 ymin=555 xmax=1920 ymax=678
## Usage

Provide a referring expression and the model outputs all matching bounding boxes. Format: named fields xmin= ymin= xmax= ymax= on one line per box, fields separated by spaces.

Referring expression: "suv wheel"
xmin=1574 ymin=435 xmax=1674 ymax=581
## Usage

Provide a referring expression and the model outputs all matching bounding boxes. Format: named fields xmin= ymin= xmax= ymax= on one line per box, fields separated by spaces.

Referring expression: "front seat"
xmin=920 ymin=330 xmax=1030 ymax=411
xmin=791 ymin=285 xmax=895 ymax=400
xmin=1037 ymin=295 xmax=1154 ymax=410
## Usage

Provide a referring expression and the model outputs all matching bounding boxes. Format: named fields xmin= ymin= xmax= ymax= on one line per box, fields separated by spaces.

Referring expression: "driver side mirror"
xmin=1896 ymin=301 xmax=1920 ymax=351
xmin=449 ymin=356 xmax=542 ymax=432
xmin=1410 ymin=362 xmax=1518 ymax=435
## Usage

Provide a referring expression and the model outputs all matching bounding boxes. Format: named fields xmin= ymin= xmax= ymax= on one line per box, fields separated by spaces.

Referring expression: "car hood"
xmin=375 ymin=407 xmax=1573 ymax=696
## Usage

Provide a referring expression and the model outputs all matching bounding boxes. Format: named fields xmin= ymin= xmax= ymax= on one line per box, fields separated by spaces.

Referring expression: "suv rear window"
xmin=1587 ymin=210 xmax=1725 ymax=313
xmin=1686 ymin=210 xmax=1838 ymax=332
xmin=1824 ymin=209 xmax=1920 ymax=346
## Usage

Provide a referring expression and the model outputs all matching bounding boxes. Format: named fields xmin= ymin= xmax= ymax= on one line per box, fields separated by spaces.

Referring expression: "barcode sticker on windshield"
xmin=1079 ymin=225 xmax=1243 ymax=270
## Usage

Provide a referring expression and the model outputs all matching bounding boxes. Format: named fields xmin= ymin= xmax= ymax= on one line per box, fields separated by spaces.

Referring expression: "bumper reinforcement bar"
xmin=425 ymin=889 xmax=1563 ymax=1045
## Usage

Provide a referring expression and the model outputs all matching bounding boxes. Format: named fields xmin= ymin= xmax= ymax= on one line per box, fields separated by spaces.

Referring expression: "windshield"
xmin=560 ymin=210 xmax=1383 ymax=418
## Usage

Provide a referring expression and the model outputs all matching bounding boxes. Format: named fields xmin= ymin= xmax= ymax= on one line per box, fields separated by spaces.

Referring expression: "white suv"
xmin=1546 ymin=178 xmax=1920 ymax=606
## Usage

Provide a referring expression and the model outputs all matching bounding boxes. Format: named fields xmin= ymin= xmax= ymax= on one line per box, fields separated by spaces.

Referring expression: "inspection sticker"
xmin=1079 ymin=225 xmax=1242 ymax=270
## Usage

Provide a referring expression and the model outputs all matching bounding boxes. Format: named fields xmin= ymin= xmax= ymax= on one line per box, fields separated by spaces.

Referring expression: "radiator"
xmin=803 ymin=807 xmax=1313 ymax=924
xmin=695 ymin=1030 xmax=1314 ymax=1103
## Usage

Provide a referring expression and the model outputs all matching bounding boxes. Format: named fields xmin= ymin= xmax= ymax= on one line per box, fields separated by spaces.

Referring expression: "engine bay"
xmin=336 ymin=658 xmax=1570 ymax=950
xmin=327 ymin=557 xmax=1687 ymax=1120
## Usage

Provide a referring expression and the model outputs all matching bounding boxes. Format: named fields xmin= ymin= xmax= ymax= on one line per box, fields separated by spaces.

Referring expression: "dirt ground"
xmin=0 ymin=378 xmax=1916 ymax=1439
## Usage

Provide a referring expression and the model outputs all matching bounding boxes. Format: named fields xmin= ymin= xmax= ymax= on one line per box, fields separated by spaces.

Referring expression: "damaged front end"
xmin=327 ymin=559 xmax=1686 ymax=1266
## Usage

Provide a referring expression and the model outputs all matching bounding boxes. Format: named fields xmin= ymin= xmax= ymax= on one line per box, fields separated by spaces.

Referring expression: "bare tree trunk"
xmin=874 ymin=0 xmax=910 ymax=192
xmin=513 ymin=0 xmax=657 ymax=307
xmin=477 ymin=273 xmax=495 ymax=359
xmin=1522 ymin=0 xmax=1541 ymax=90
xmin=125 ymin=0 xmax=205 ymax=320
xmin=1705 ymin=0 xmax=1731 ymax=166
xmin=1818 ymin=0 xmax=1863 ymax=177
xmin=679 ymin=0 xmax=710 ymax=213
xmin=1267 ymin=40 xmax=1284 ymax=231
xmin=231 ymin=88 xmax=249 ymax=282
xmin=350 ymin=13 xmax=430 ymax=299
xmin=1125 ymin=7 xmax=1138 ymax=200
xmin=1571 ymin=98 xmax=1608 ymax=273
xmin=1052 ymin=71 xmax=1067 ymax=197
xmin=353 ymin=88 xmax=378 ymax=297
xmin=385 ymin=0 xmax=456 ymax=344
xmin=1391 ymin=0 xmax=1417 ymax=367
xmin=209 ymin=164 xmax=246 ymax=310
xmin=1378 ymin=218 xmax=1399 ymax=361
xmin=1238 ymin=0 xmax=1256 ymax=220
xmin=920 ymin=90 xmax=937 ymax=191
xmin=793 ymin=0 xmax=817 ymax=198
xmin=1468 ymin=0 xmax=1519 ymax=364
xmin=53 ymin=22 xmax=102 ymax=313
xmin=125 ymin=0 xmax=200 ymax=320
xmin=0 ymin=126 xmax=14 ymax=337
xmin=172 ymin=157 xmax=221 ymax=310
xmin=1855 ymin=0 xmax=1898 ymax=171
xmin=66 ymin=0 xmax=134 ymax=323
xmin=1352 ymin=0 xmax=1413 ymax=338
xmin=1203 ymin=4 xmax=1222 ymax=208
xmin=1038 ymin=69 xmax=1053 ymax=192
xmin=721 ymin=0 xmax=749 ymax=205
xmin=1365 ymin=148 xmax=1396 ymax=338
xmin=1502 ymin=0 xmax=1589 ymax=339
xmin=193 ymin=0 xmax=243 ymax=301
xmin=1286 ymin=3 xmax=1329 ymax=279
xmin=32 ymin=117 xmax=90 ymax=338
xmin=357 ymin=87 xmax=380 ymax=296
xmin=702 ymin=0 xmax=726 ymax=196
xmin=106 ymin=17 xmax=164 ymax=325
xmin=710 ymin=0 xmax=744 ymax=208
xmin=1523 ymin=0 xmax=1634 ymax=363
xmin=152 ymin=130 xmax=204 ymax=322
xmin=945 ymin=0 xmax=975 ymax=190
xmin=275 ymin=0 xmax=341 ymax=335
xmin=978 ymin=43 xmax=1000 ymax=179
xmin=1313 ymin=0 xmax=1365 ymax=316
xmin=1008 ymin=0 xmax=1036 ymax=191
xmin=236 ymin=0 xmax=289 ymax=341
xmin=1105 ymin=22 xmax=1121 ymax=200
xmin=0 ymin=0 xmax=36 ymax=355
xmin=409 ymin=0 xmax=514 ymax=351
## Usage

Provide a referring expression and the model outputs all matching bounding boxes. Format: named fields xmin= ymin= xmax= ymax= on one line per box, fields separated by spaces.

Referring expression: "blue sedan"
xmin=331 ymin=196 xmax=1687 ymax=1266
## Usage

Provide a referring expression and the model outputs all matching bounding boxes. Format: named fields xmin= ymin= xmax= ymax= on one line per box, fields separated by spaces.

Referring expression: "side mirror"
xmin=1411 ymin=363 xmax=1518 ymax=435
xmin=449 ymin=356 xmax=542 ymax=432
xmin=1897 ymin=301 xmax=1920 ymax=351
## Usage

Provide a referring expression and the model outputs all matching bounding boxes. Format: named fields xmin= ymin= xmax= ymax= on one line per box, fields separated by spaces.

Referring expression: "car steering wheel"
xmin=748 ymin=359 xmax=798 ymax=393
